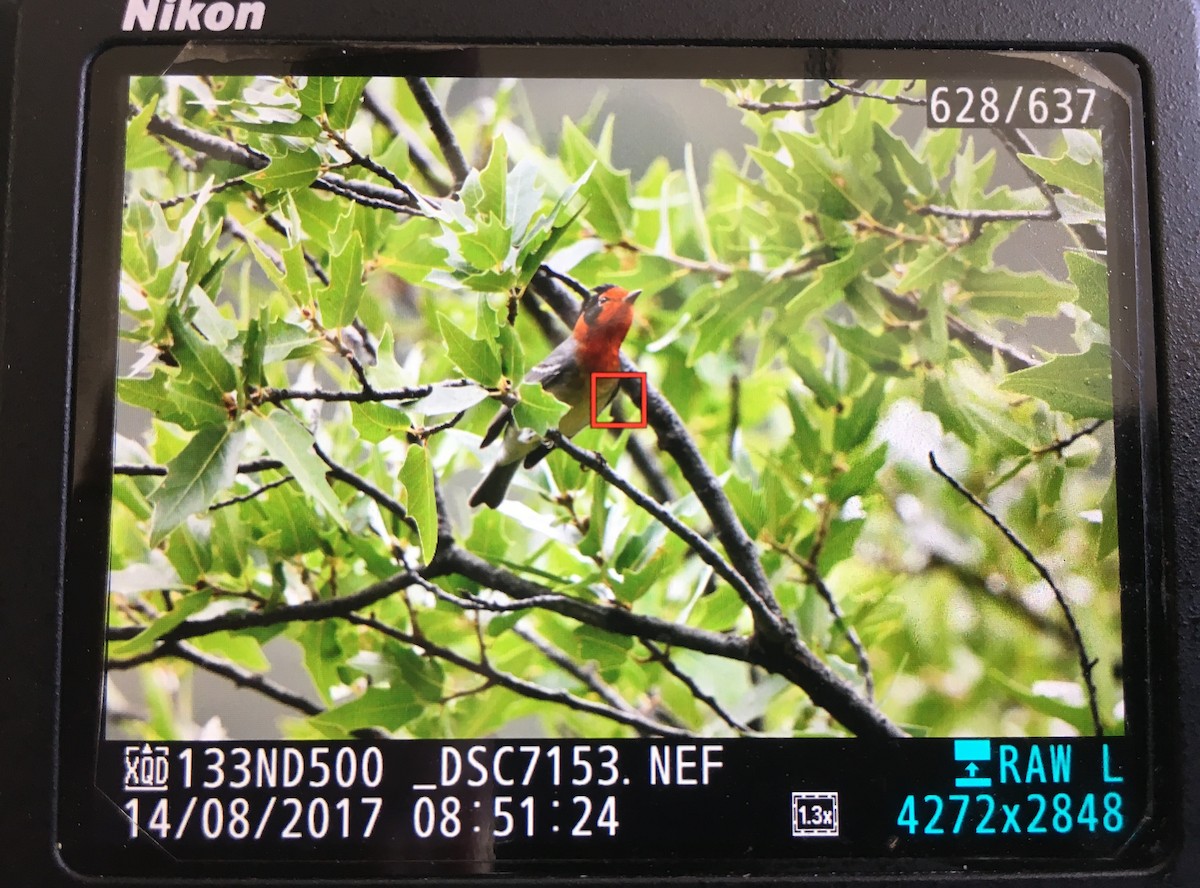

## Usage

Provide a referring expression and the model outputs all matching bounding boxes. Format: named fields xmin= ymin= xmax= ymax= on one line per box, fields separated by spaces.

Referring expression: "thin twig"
xmin=928 ymin=452 xmax=1103 ymax=736
xmin=313 ymin=442 xmax=418 ymax=534
xmin=640 ymin=639 xmax=751 ymax=734
xmin=917 ymin=205 xmax=1059 ymax=223
xmin=769 ymin=541 xmax=875 ymax=701
xmin=825 ymin=79 xmax=926 ymax=106
xmin=513 ymin=625 xmax=653 ymax=726
xmin=257 ymin=380 xmax=477 ymax=406
xmin=114 ymin=458 xmax=284 ymax=478
xmin=322 ymin=121 xmax=415 ymax=198
xmin=545 ymin=430 xmax=778 ymax=632
xmin=209 ymin=476 xmax=294 ymax=511
xmin=1032 ymin=419 xmax=1107 ymax=456
xmin=738 ymin=91 xmax=849 ymax=115
xmin=106 ymin=568 xmax=427 ymax=644
xmin=109 ymin=640 xmax=323 ymax=717
xmin=347 ymin=612 xmax=692 ymax=737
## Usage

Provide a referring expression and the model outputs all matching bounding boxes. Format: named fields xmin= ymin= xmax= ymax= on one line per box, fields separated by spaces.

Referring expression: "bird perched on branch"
xmin=469 ymin=284 xmax=641 ymax=508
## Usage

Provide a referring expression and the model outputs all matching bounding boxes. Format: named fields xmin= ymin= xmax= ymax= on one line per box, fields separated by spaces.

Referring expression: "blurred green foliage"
xmin=109 ymin=75 xmax=1121 ymax=741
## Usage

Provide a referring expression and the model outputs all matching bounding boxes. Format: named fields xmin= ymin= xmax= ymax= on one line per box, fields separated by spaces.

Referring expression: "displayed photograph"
xmin=104 ymin=71 xmax=1122 ymax=741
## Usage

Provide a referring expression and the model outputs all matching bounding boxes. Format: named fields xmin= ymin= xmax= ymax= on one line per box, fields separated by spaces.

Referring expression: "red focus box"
xmin=590 ymin=372 xmax=648 ymax=428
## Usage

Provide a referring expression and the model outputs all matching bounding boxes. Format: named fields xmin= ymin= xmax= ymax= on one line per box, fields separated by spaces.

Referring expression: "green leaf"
xmin=298 ymin=76 xmax=338 ymax=116
xmin=190 ymin=631 xmax=270 ymax=671
xmin=578 ymin=472 xmax=608 ymax=558
xmin=119 ymin=372 xmax=228 ymax=430
xmin=572 ymin=625 xmax=633 ymax=671
xmin=512 ymin=382 xmax=569 ymax=435
xmin=1001 ymin=345 xmax=1113 ymax=420
xmin=828 ymin=323 xmax=904 ymax=373
xmin=280 ymin=242 xmax=314 ymax=308
xmin=167 ymin=306 xmax=238 ymax=395
xmin=248 ymin=410 xmax=346 ymax=526
xmin=384 ymin=642 xmax=445 ymax=704
xmin=149 ymin=425 xmax=243 ymax=544
xmin=988 ymin=670 xmax=1095 ymax=736
xmin=1098 ymin=474 xmax=1119 ymax=560
xmin=962 ymin=267 xmax=1076 ymax=318
xmin=476 ymin=134 xmax=508 ymax=218
xmin=309 ymin=686 xmax=422 ymax=735
xmin=559 ymin=118 xmax=632 ymax=241
xmin=166 ymin=520 xmax=211 ymax=585
xmin=249 ymin=148 xmax=323 ymax=193
xmin=108 ymin=591 xmax=214 ymax=658
xmin=834 ymin=378 xmax=887 ymax=453
xmin=399 ymin=444 xmax=438 ymax=563
xmin=1066 ymin=252 xmax=1109 ymax=326
xmin=241 ymin=315 xmax=266 ymax=390
xmin=786 ymin=345 xmax=840 ymax=409
xmin=327 ymin=76 xmax=369 ymax=130
xmin=785 ymin=391 xmax=823 ymax=466
xmin=437 ymin=313 xmax=502 ymax=385
xmin=299 ymin=621 xmax=344 ymax=705
xmin=352 ymin=402 xmax=409 ymax=443
xmin=317 ymin=232 xmax=365 ymax=328
xmin=830 ymin=442 xmax=888 ymax=502
xmin=786 ymin=239 xmax=885 ymax=320
xmin=1018 ymin=151 xmax=1104 ymax=206
xmin=895 ymin=243 xmax=961 ymax=296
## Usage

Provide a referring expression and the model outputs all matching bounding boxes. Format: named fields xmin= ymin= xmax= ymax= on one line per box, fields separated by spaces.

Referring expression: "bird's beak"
xmin=626 ymin=289 xmax=642 ymax=304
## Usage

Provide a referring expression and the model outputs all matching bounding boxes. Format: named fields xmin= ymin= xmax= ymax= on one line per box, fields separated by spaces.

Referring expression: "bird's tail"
xmin=468 ymin=458 xmax=522 ymax=509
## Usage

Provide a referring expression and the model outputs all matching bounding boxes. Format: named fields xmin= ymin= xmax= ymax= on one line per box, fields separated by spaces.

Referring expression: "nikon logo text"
xmin=122 ymin=0 xmax=266 ymax=31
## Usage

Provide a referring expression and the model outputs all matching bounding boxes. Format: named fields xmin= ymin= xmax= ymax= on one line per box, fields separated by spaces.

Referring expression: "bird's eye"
xmin=598 ymin=296 xmax=608 ymax=304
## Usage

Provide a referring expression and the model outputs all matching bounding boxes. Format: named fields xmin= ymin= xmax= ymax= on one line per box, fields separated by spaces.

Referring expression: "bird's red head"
xmin=571 ymin=284 xmax=641 ymax=373
xmin=574 ymin=284 xmax=641 ymax=339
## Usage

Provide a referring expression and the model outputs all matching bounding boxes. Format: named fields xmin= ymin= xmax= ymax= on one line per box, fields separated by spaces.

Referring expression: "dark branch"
xmin=877 ymin=285 xmax=1039 ymax=372
xmin=916 ymin=205 xmax=1059 ymax=223
xmin=928 ymin=452 xmax=1103 ymax=736
xmin=109 ymin=640 xmax=323 ymax=717
xmin=1032 ymin=419 xmax=1108 ymax=456
xmin=107 ymin=568 xmax=427 ymax=644
xmin=640 ymin=639 xmax=751 ymax=734
xmin=347 ymin=612 xmax=692 ymax=737
xmin=313 ymin=442 xmax=418 ymax=534
xmin=114 ymin=458 xmax=284 ymax=478
xmin=209 ymin=476 xmax=293 ymax=511
xmin=361 ymin=87 xmax=452 ymax=196
xmin=405 ymin=77 xmax=471 ymax=191
xmin=545 ymin=430 xmax=778 ymax=632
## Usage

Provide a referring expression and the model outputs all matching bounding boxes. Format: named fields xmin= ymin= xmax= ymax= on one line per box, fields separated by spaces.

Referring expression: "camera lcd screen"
xmin=63 ymin=46 xmax=1157 ymax=877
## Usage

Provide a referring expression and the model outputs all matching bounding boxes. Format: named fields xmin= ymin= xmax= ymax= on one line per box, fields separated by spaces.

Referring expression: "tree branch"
xmin=109 ymin=640 xmax=323 ymax=717
xmin=877 ymin=285 xmax=1039 ymax=372
xmin=361 ymin=87 xmax=452 ymax=196
xmin=512 ymin=624 xmax=661 ymax=731
xmin=527 ymin=270 xmax=903 ymax=738
xmin=928 ymin=452 xmax=1103 ymax=736
xmin=916 ymin=205 xmax=1059 ymax=223
xmin=114 ymin=458 xmax=284 ymax=478
xmin=768 ymin=540 xmax=875 ymax=701
xmin=107 ymin=568 xmax=428 ymax=644
xmin=405 ymin=77 xmax=470 ymax=191
xmin=347 ymin=612 xmax=692 ymax=737
xmin=640 ymin=639 xmax=751 ymax=734
xmin=545 ymin=430 xmax=779 ymax=632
